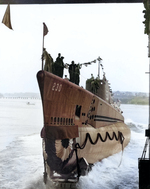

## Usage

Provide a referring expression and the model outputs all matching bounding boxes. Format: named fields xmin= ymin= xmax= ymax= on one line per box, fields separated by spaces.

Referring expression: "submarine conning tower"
xmin=86 ymin=74 xmax=113 ymax=104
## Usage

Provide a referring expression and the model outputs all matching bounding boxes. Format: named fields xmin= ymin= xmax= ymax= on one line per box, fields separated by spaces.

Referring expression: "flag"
xmin=2 ymin=4 xmax=13 ymax=30
xmin=43 ymin=22 xmax=48 ymax=36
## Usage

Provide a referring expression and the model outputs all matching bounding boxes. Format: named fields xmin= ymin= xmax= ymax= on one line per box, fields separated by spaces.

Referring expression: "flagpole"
xmin=42 ymin=22 xmax=49 ymax=70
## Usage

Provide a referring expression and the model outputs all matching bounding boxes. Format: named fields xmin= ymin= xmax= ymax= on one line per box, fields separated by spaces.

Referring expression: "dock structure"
xmin=139 ymin=138 xmax=150 ymax=189
xmin=0 ymin=0 xmax=143 ymax=4
xmin=139 ymin=1 xmax=150 ymax=188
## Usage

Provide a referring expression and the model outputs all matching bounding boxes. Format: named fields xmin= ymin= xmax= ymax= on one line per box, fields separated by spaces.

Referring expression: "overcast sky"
xmin=0 ymin=3 xmax=149 ymax=93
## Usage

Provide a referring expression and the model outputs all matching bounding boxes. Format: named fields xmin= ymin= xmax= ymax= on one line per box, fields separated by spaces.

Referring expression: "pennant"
xmin=2 ymin=4 xmax=13 ymax=30
xmin=43 ymin=22 xmax=48 ymax=36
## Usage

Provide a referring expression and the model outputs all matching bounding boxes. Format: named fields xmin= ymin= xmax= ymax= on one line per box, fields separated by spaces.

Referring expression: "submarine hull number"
xmin=52 ymin=83 xmax=62 ymax=92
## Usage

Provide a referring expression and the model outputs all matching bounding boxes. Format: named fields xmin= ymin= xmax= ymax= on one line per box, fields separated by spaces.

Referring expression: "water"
xmin=0 ymin=99 xmax=148 ymax=189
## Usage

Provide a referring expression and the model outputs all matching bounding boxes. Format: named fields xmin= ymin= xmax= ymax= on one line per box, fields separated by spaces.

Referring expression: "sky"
xmin=0 ymin=3 xmax=149 ymax=93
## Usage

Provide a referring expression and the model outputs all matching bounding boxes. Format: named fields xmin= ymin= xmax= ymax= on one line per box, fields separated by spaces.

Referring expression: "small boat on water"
xmin=27 ymin=102 xmax=35 ymax=105
xmin=37 ymin=56 xmax=131 ymax=186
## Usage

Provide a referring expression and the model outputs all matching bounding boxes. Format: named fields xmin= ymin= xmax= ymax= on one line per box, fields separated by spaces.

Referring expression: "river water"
xmin=0 ymin=98 xmax=148 ymax=189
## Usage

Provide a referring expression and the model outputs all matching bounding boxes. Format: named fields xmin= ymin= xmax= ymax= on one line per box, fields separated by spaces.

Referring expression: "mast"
xmin=97 ymin=56 xmax=102 ymax=78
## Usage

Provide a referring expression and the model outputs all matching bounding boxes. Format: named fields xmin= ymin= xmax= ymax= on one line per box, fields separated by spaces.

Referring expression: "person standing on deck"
xmin=69 ymin=61 xmax=81 ymax=85
xmin=42 ymin=48 xmax=53 ymax=73
xmin=53 ymin=53 xmax=65 ymax=78
xmin=75 ymin=63 xmax=82 ymax=85
xmin=69 ymin=61 xmax=76 ymax=83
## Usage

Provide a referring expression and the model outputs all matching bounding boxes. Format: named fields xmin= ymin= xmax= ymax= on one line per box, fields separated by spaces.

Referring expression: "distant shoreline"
xmin=113 ymin=91 xmax=149 ymax=105
xmin=0 ymin=91 xmax=149 ymax=105
xmin=0 ymin=92 xmax=40 ymax=99
xmin=120 ymin=97 xmax=149 ymax=105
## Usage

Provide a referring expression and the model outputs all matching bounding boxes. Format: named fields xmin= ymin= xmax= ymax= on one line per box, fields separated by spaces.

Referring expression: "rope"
xmin=75 ymin=131 xmax=125 ymax=150
xmin=43 ymin=131 xmax=125 ymax=180
xmin=74 ymin=131 xmax=125 ymax=173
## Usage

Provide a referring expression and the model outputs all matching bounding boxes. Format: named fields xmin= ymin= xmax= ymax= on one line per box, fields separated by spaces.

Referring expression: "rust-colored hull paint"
xmin=37 ymin=70 xmax=130 ymax=167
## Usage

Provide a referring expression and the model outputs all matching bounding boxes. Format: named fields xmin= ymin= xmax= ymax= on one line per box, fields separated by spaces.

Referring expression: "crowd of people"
xmin=42 ymin=49 xmax=82 ymax=85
